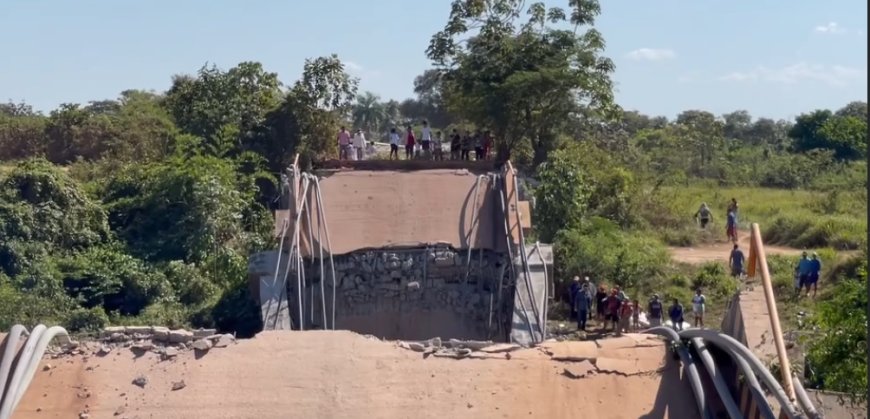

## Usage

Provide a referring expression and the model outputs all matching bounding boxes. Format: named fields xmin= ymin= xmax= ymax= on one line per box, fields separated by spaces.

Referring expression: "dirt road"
xmin=16 ymin=332 xmax=697 ymax=419
xmin=667 ymin=233 xmax=802 ymax=265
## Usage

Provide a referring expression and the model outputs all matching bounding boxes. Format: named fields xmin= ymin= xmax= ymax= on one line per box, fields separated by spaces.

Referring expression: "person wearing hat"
xmin=568 ymin=276 xmax=581 ymax=320
xmin=796 ymin=252 xmax=812 ymax=297
xmin=647 ymin=294 xmax=663 ymax=327
xmin=806 ymin=252 xmax=822 ymax=298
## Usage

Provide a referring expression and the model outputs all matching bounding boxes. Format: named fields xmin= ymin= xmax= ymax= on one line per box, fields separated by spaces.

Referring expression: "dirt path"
xmin=16 ymin=332 xmax=696 ymax=419
xmin=667 ymin=232 xmax=802 ymax=265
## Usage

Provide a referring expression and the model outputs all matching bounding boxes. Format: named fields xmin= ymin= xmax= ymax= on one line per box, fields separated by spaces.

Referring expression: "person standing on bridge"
xmin=669 ymin=299 xmax=684 ymax=331
xmin=595 ymin=285 xmax=607 ymax=321
xmin=353 ymin=129 xmax=366 ymax=160
xmin=617 ymin=299 xmax=633 ymax=335
xmin=583 ymin=277 xmax=595 ymax=321
xmin=805 ymin=252 xmax=822 ymax=299
xmin=482 ymin=130 xmax=493 ymax=160
xmin=389 ymin=128 xmax=400 ymax=160
xmin=461 ymin=130 xmax=473 ymax=161
xmin=692 ymin=289 xmax=706 ymax=328
xmin=450 ymin=129 xmax=461 ymax=160
xmin=647 ymin=294 xmax=663 ymax=327
xmin=729 ymin=244 xmax=745 ymax=278
xmin=337 ymin=126 xmax=352 ymax=160
xmin=420 ymin=120 xmax=433 ymax=159
xmin=604 ymin=289 xmax=622 ymax=333
xmin=405 ymin=126 xmax=416 ymax=160
xmin=433 ymin=131 xmax=444 ymax=161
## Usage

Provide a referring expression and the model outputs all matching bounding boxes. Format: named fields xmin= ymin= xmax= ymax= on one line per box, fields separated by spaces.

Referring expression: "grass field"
xmin=654 ymin=185 xmax=866 ymax=250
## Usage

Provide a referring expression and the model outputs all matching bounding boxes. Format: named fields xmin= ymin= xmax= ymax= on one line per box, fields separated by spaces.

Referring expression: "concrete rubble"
xmin=46 ymin=326 xmax=238 ymax=360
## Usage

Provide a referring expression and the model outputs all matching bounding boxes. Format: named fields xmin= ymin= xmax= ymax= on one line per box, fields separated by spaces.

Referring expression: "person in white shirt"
xmin=432 ymin=131 xmax=444 ymax=161
xmin=365 ymin=141 xmax=376 ymax=159
xmin=420 ymin=120 xmax=433 ymax=160
xmin=692 ymin=289 xmax=706 ymax=328
xmin=388 ymin=127 xmax=400 ymax=160
xmin=353 ymin=129 xmax=366 ymax=160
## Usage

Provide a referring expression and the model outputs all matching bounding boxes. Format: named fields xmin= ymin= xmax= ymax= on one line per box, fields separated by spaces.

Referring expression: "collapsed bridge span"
xmin=248 ymin=159 xmax=551 ymax=345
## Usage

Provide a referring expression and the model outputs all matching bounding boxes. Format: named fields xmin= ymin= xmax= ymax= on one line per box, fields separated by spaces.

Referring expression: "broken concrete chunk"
xmin=125 ymin=326 xmax=152 ymax=335
xmin=479 ymin=343 xmax=521 ymax=353
xmin=168 ymin=329 xmax=193 ymax=343
xmin=407 ymin=342 xmax=426 ymax=352
xmin=109 ymin=333 xmax=129 ymax=343
xmin=561 ymin=360 xmax=597 ymax=379
xmin=213 ymin=334 xmax=235 ymax=348
xmin=171 ymin=380 xmax=186 ymax=391
xmin=193 ymin=328 xmax=217 ymax=338
xmin=191 ymin=339 xmax=213 ymax=351
xmin=101 ymin=326 xmax=126 ymax=337
xmin=162 ymin=347 xmax=179 ymax=359
xmin=152 ymin=327 xmax=170 ymax=341
xmin=131 ymin=342 xmax=154 ymax=352
xmin=448 ymin=339 xmax=493 ymax=351
xmin=131 ymin=375 xmax=147 ymax=388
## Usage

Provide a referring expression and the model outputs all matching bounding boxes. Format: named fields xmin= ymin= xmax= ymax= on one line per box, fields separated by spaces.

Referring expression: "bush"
xmin=64 ymin=307 xmax=109 ymax=333
xmin=554 ymin=218 xmax=669 ymax=297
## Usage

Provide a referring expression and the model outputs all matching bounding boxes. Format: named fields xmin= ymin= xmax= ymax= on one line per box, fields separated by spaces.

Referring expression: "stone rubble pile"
xmin=47 ymin=326 xmax=237 ymax=359
xmin=396 ymin=337 xmax=522 ymax=359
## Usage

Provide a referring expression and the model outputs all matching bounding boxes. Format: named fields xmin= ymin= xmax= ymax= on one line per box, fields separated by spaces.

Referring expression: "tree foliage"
xmin=427 ymin=0 xmax=616 ymax=164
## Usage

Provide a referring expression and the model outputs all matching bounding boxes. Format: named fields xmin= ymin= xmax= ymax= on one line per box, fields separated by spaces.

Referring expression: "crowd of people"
xmin=567 ymin=276 xmax=707 ymax=336
xmin=336 ymin=121 xmax=496 ymax=162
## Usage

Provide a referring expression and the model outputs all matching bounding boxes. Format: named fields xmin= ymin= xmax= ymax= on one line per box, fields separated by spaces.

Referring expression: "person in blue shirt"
xmin=729 ymin=244 xmax=745 ymax=278
xmin=574 ymin=283 xmax=591 ymax=331
xmin=568 ymin=276 xmax=580 ymax=320
xmin=668 ymin=299 xmax=684 ymax=331
xmin=726 ymin=210 xmax=737 ymax=243
xmin=805 ymin=252 xmax=822 ymax=298
xmin=796 ymin=252 xmax=812 ymax=297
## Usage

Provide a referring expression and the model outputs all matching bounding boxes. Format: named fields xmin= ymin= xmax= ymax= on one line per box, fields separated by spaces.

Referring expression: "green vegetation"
xmin=0 ymin=0 xmax=865 ymax=399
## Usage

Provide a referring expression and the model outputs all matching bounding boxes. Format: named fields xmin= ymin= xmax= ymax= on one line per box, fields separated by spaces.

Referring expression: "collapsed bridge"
xmin=248 ymin=158 xmax=552 ymax=345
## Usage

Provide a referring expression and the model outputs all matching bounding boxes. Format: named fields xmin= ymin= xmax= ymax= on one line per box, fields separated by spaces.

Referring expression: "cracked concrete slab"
xmin=538 ymin=341 xmax=599 ymax=362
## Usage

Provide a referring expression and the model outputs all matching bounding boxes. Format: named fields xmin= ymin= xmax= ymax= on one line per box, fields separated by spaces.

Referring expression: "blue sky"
xmin=0 ymin=0 xmax=866 ymax=120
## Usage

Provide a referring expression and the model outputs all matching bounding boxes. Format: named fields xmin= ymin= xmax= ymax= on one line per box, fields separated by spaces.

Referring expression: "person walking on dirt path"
xmin=433 ymin=131 xmax=444 ymax=161
xmin=729 ymin=244 xmax=745 ymax=278
xmin=595 ymin=285 xmax=607 ymax=321
xmin=337 ymin=126 xmax=352 ymax=160
xmin=405 ymin=126 xmax=416 ymax=160
xmin=806 ymin=252 xmax=822 ymax=298
xmin=726 ymin=209 xmax=738 ymax=243
xmin=389 ymin=128 xmax=400 ymax=160
xmin=796 ymin=251 xmax=812 ymax=297
xmin=695 ymin=203 xmax=712 ymax=229
xmin=420 ymin=120 xmax=433 ymax=159
xmin=692 ymin=289 xmax=706 ymax=328
xmin=461 ymin=130 xmax=473 ymax=161
xmin=647 ymin=294 xmax=663 ymax=327
xmin=450 ymin=129 xmax=461 ymax=160
xmin=353 ymin=129 xmax=366 ymax=160
xmin=669 ymin=299 xmax=685 ymax=331
xmin=727 ymin=198 xmax=739 ymax=224
xmin=574 ymin=282 xmax=591 ymax=331
xmin=604 ymin=289 xmax=622 ymax=333
xmin=569 ymin=276 xmax=581 ymax=320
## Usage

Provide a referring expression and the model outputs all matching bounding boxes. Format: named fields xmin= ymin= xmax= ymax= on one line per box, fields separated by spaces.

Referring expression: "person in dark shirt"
xmin=568 ymin=276 xmax=580 ymax=320
xmin=574 ymin=283 xmax=591 ymax=331
xmin=595 ymin=286 xmax=607 ymax=321
xmin=460 ymin=130 xmax=473 ymax=161
xmin=450 ymin=129 xmax=461 ymax=160
xmin=805 ymin=252 xmax=822 ymax=298
xmin=669 ymin=299 xmax=684 ymax=331
xmin=647 ymin=294 xmax=663 ymax=327
xmin=729 ymin=244 xmax=745 ymax=278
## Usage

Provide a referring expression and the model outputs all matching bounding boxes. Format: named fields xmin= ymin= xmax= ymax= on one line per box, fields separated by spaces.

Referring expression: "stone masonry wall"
xmin=289 ymin=247 xmax=515 ymax=341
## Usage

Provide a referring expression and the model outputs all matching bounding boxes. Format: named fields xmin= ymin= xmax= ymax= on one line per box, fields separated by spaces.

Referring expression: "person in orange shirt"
xmin=618 ymin=299 xmax=633 ymax=335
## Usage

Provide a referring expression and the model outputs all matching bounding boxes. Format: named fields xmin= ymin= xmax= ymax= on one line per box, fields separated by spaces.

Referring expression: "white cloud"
xmin=814 ymin=22 xmax=845 ymax=34
xmin=625 ymin=48 xmax=676 ymax=62
xmin=719 ymin=62 xmax=866 ymax=87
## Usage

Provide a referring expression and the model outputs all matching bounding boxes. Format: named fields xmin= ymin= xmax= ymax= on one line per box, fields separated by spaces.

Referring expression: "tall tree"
xmin=352 ymin=91 xmax=387 ymax=135
xmin=426 ymin=0 xmax=616 ymax=165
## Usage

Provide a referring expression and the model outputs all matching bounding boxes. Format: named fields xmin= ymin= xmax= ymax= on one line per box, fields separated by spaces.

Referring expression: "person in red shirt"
xmin=618 ymin=300 xmax=633 ymax=335
xmin=604 ymin=289 xmax=621 ymax=333
xmin=405 ymin=126 xmax=416 ymax=160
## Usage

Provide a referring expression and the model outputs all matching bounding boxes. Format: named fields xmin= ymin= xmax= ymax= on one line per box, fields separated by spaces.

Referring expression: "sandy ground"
xmin=667 ymin=232 xmax=802 ymax=265
xmin=15 ymin=332 xmax=698 ymax=419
